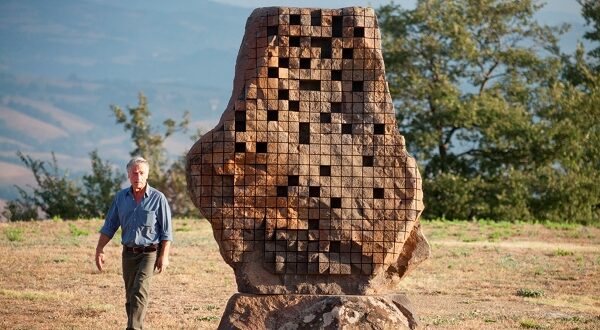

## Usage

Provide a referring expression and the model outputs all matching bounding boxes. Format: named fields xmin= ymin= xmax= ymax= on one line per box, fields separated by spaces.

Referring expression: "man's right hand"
xmin=95 ymin=233 xmax=111 ymax=272
xmin=95 ymin=251 xmax=105 ymax=271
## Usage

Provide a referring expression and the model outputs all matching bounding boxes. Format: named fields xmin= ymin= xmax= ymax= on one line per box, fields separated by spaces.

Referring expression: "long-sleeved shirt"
xmin=100 ymin=185 xmax=173 ymax=247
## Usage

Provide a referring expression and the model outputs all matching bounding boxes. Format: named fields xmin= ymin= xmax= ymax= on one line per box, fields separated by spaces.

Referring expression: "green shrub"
xmin=5 ymin=228 xmax=24 ymax=242
xmin=516 ymin=288 xmax=544 ymax=298
xmin=542 ymin=221 xmax=579 ymax=231
xmin=519 ymin=319 xmax=543 ymax=329
xmin=196 ymin=316 xmax=219 ymax=322
xmin=68 ymin=223 xmax=89 ymax=237
xmin=553 ymin=248 xmax=574 ymax=256
xmin=175 ymin=222 xmax=192 ymax=232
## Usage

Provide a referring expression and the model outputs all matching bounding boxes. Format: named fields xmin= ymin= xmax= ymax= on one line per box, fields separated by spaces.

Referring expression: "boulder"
xmin=186 ymin=6 xmax=429 ymax=295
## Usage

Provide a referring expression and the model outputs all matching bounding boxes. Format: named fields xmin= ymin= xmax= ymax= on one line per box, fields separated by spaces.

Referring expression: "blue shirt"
xmin=100 ymin=185 xmax=173 ymax=247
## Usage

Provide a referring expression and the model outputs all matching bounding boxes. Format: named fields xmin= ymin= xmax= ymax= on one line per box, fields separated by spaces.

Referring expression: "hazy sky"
xmin=212 ymin=0 xmax=415 ymax=9
xmin=211 ymin=0 xmax=587 ymax=52
xmin=212 ymin=0 xmax=581 ymax=15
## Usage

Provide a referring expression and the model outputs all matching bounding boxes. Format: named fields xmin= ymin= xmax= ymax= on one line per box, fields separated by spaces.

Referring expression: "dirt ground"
xmin=0 ymin=219 xmax=598 ymax=329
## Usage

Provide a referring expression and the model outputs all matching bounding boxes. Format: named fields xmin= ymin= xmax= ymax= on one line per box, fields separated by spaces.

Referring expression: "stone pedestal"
xmin=219 ymin=293 xmax=419 ymax=330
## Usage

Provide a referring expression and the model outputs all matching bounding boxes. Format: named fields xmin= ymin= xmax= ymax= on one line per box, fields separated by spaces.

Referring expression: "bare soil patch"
xmin=0 ymin=219 xmax=598 ymax=329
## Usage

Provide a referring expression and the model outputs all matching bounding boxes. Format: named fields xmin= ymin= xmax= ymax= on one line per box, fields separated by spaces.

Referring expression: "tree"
xmin=579 ymin=0 xmax=600 ymax=70
xmin=111 ymin=93 xmax=184 ymax=187
xmin=162 ymin=155 xmax=197 ymax=217
xmin=534 ymin=52 xmax=600 ymax=223
xmin=81 ymin=150 xmax=126 ymax=218
xmin=14 ymin=151 xmax=83 ymax=220
xmin=378 ymin=0 xmax=567 ymax=220
xmin=6 ymin=151 xmax=125 ymax=221
xmin=1 ymin=199 xmax=38 ymax=221
xmin=111 ymin=92 xmax=198 ymax=217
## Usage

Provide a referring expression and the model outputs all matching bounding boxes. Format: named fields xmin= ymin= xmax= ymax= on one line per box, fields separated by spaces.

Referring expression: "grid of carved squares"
xmin=200 ymin=8 xmax=416 ymax=275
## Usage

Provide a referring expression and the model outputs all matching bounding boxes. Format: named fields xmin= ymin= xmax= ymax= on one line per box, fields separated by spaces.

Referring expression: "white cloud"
xmin=112 ymin=54 xmax=138 ymax=65
xmin=0 ymin=161 xmax=36 ymax=187
xmin=51 ymin=94 xmax=100 ymax=105
xmin=55 ymin=55 xmax=98 ymax=67
xmin=190 ymin=119 xmax=219 ymax=134
xmin=11 ymin=74 xmax=102 ymax=92
xmin=178 ymin=20 xmax=208 ymax=34
xmin=5 ymin=96 xmax=94 ymax=133
xmin=30 ymin=152 xmax=90 ymax=173
xmin=0 ymin=106 xmax=69 ymax=142
xmin=164 ymin=134 xmax=193 ymax=156
xmin=209 ymin=98 xmax=221 ymax=112
xmin=18 ymin=21 xmax=68 ymax=35
xmin=96 ymin=135 xmax=128 ymax=147
xmin=159 ymin=118 xmax=220 ymax=157
xmin=0 ymin=151 xmax=90 ymax=174
xmin=0 ymin=137 xmax=32 ymax=150
xmin=3 ymin=8 xmax=127 ymax=46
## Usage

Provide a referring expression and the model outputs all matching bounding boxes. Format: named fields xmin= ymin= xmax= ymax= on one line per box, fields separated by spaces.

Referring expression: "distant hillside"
xmin=0 ymin=0 xmax=251 ymax=201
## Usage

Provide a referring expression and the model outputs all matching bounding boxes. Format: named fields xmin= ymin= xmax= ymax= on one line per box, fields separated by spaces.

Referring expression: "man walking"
xmin=95 ymin=156 xmax=173 ymax=330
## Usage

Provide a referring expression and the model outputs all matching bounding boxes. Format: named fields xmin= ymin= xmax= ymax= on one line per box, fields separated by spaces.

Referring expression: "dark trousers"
xmin=122 ymin=249 xmax=157 ymax=330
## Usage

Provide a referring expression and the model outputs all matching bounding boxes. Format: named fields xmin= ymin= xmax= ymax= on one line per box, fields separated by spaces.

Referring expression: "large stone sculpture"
xmin=187 ymin=7 xmax=429 ymax=329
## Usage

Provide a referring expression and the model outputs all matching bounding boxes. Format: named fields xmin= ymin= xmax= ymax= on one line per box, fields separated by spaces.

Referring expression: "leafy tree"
xmin=533 ymin=56 xmax=600 ymax=223
xmin=378 ymin=0 xmax=567 ymax=220
xmin=579 ymin=0 xmax=600 ymax=69
xmin=564 ymin=1 xmax=600 ymax=84
xmin=163 ymin=155 xmax=197 ymax=217
xmin=111 ymin=93 xmax=187 ymax=187
xmin=14 ymin=151 xmax=83 ymax=220
xmin=111 ymin=92 xmax=197 ymax=217
xmin=6 ymin=151 xmax=125 ymax=221
xmin=81 ymin=150 xmax=126 ymax=218
xmin=1 ymin=199 xmax=38 ymax=221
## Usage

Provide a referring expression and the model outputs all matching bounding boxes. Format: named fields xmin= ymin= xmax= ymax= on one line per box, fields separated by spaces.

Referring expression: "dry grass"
xmin=0 ymin=219 xmax=599 ymax=329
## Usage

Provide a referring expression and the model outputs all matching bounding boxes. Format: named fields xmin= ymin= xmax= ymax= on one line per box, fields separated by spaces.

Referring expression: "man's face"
xmin=128 ymin=163 xmax=149 ymax=191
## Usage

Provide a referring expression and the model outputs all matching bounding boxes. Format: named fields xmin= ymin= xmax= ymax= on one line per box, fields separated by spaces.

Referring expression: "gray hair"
xmin=126 ymin=156 xmax=149 ymax=173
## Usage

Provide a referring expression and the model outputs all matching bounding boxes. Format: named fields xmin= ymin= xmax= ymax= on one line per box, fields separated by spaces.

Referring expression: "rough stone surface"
xmin=186 ymin=6 xmax=429 ymax=295
xmin=219 ymin=293 xmax=419 ymax=330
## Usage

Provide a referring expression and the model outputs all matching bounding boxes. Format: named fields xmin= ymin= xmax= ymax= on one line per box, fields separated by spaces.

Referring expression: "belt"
xmin=124 ymin=244 xmax=159 ymax=253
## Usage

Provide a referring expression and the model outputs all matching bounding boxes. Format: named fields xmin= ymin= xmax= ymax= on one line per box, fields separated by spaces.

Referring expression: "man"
xmin=95 ymin=156 xmax=173 ymax=330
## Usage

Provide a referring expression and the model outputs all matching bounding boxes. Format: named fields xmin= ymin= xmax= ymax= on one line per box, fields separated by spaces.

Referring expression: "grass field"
xmin=1 ymin=219 xmax=599 ymax=329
